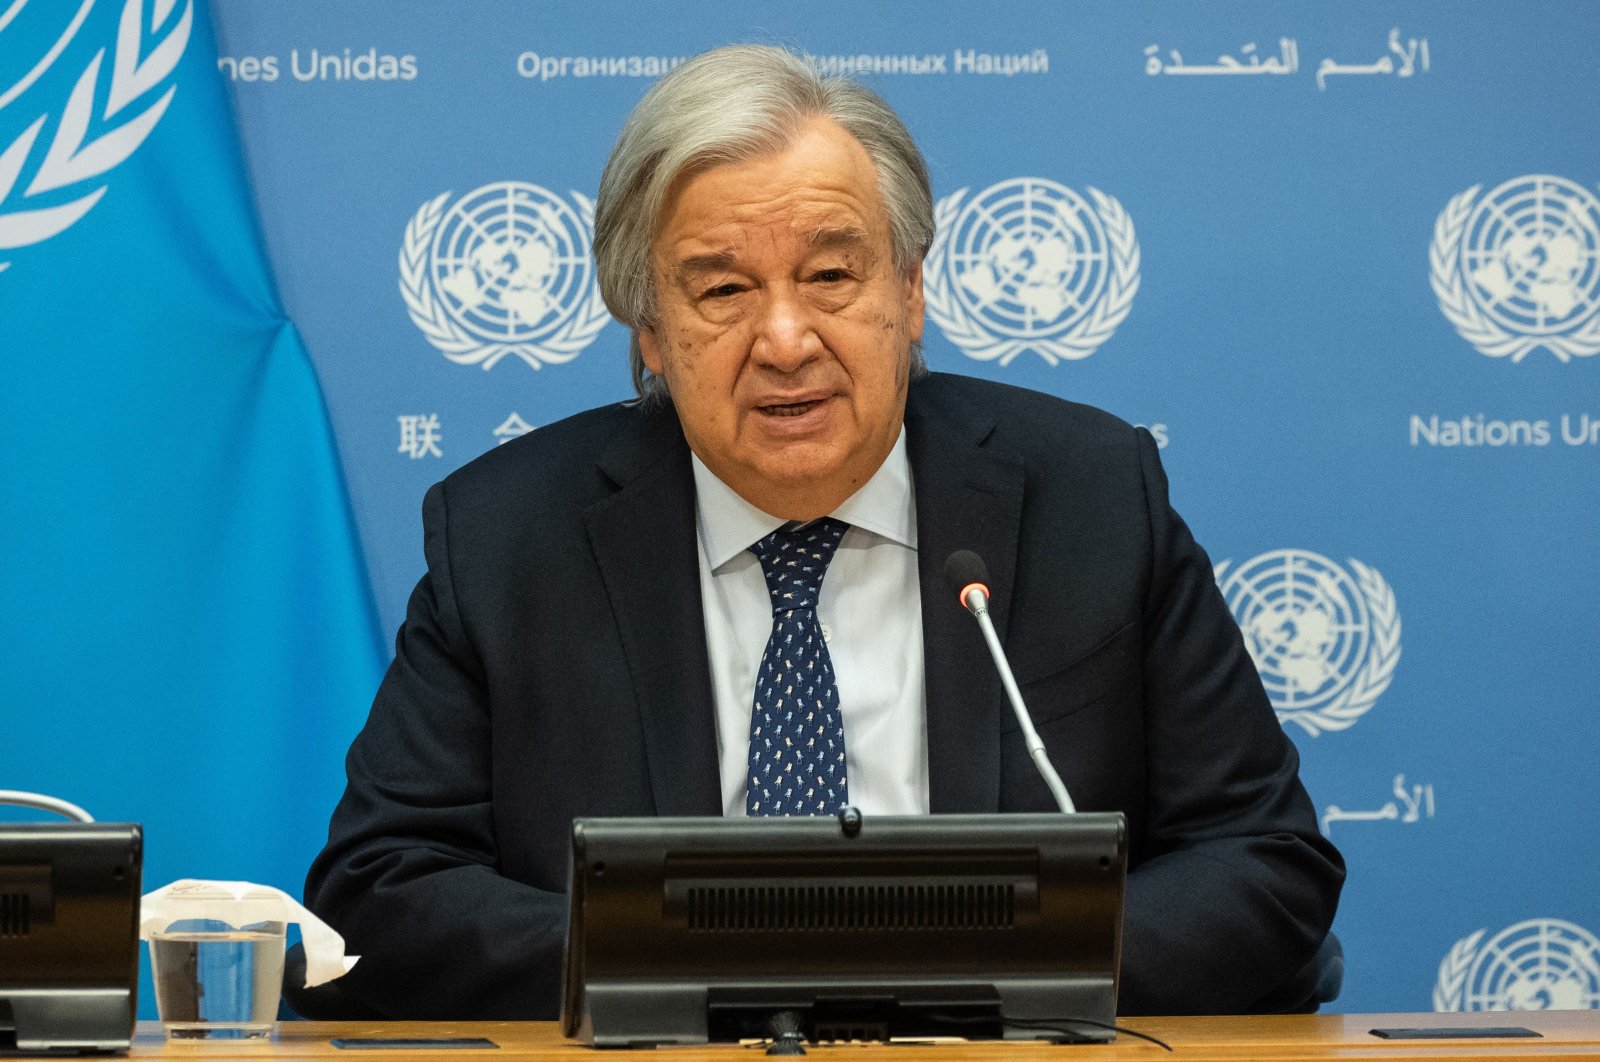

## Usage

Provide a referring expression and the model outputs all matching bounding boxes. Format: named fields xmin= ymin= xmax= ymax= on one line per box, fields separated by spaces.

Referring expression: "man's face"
xmin=638 ymin=116 xmax=925 ymax=520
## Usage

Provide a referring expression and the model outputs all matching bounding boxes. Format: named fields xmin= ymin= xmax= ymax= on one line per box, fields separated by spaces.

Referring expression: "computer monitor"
xmin=561 ymin=810 xmax=1125 ymax=1047
xmin=0 ymin=823 xmax=143 ymax=1053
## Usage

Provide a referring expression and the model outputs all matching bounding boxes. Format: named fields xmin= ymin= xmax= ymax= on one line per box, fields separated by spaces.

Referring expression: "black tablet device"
xmin=0 ymin=822 xmax=143 ymax=1053
xmin=560 ymin=810 xmax=1126 ymax=1047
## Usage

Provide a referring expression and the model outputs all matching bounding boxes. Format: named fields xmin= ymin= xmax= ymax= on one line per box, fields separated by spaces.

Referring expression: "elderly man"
xmin=301 ymin=44 xmax=1342 ymax=1020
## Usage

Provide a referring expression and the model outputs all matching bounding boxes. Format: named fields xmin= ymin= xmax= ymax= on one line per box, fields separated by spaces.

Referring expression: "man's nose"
xmin=750 ymin=286 xmax=823 ymax=371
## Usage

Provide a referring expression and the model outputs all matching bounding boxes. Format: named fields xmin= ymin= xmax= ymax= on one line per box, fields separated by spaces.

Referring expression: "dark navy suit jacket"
xmin=302 ymin=372 xmax=1343 ymax=1018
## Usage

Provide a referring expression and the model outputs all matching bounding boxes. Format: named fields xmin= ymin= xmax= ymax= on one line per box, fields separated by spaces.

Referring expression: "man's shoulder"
xmin=909 ymin=372 xmax=1141 ymax=449
xmin=434 ymin=398 xmax=682 ymax=516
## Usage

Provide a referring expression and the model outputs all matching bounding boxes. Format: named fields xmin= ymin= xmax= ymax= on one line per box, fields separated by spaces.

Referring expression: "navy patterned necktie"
xmin=745 ymin=517 xmax=850 ymax=816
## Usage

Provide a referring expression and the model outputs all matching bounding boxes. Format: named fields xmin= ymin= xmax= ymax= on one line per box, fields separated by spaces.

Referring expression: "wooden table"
xmin=128 ymin=1012 xmax=1600 ymax=1059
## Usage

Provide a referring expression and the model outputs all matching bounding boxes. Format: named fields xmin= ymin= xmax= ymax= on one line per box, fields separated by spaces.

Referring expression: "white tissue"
xmin=140 ymin=879 xmax=360 ymax=988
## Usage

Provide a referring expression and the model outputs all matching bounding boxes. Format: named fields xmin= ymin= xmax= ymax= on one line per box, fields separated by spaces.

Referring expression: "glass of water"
xmin=149 ymin=918 xmax=286 ymax=1039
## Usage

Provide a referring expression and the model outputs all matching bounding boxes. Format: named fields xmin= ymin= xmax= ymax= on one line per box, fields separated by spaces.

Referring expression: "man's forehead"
xmin=654 ymin=118 xmax=890 ymax=267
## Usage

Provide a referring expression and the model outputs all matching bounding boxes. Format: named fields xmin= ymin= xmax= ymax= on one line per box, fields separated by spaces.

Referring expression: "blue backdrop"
xmin=3 ymin=0 xmax=1596 ymax=1018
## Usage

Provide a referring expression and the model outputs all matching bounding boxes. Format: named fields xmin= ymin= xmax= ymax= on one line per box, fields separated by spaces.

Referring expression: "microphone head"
xmin=943 ymin=550 xmax=991 ymax=609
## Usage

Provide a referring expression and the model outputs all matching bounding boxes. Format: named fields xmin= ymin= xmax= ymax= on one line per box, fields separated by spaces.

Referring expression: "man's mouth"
xmin=759 ymin=399 xmax=825 ymax=418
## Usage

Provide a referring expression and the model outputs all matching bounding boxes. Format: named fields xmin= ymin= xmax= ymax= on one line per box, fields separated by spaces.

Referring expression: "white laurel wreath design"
xmin=1213 ymin=556 xmax=1401 ymax=738
xmin=925 ymin=185 xmax=1140 ymax=366
xmin=0 ymin=0 xmax=192 ymax=273
xmin=1429 ymin=183 xmax=1600 ymax=363
xmin=398 ymin=189 xmax=611 ymax=370
xmin=1432 ymin=928 xmax=1485 ymax=1012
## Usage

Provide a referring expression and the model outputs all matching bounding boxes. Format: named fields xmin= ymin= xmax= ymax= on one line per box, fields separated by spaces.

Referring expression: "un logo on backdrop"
xmin=1435 ymin=919 xmax=1600 ymax=1011
xmin=1213 ymin=550 xmax=1400 ymax=737
xmin=0 ymin=0 xmax=191 ymax=273
xmin=1431 ymin=175 xmax=1600 ymax=362
xmin=925 ymin=178 xmax=1139 ymax=365
xmin=399 ymin=182 xmax=610 ymax=370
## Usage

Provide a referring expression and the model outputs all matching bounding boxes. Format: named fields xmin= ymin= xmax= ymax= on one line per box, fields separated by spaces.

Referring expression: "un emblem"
xmin=1435 ymin=919 xmax=1600 ymax=1012
xmin=398 ymin=181 xmax=611 ymax=370
xmin=925 ymin=178 xmax=1139 ymax=365
xmin=1213 ymin=550 xmax=1400 ymax=737
xmin=1431 ymin=175 xmax=1600 ymax=362
xmin=0 ymin=0 xmax=191 ymax=273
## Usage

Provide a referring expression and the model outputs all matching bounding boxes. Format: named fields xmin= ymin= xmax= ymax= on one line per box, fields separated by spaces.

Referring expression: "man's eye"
xmin=814 ymin=269 xmax=849 ymax=283
xmin=702 ymin=283 xmax=743 ymax=299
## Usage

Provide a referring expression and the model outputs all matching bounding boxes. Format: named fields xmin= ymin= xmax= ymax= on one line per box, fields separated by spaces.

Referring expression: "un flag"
xmin=0 ymin=0 xmax=384 ymax=1012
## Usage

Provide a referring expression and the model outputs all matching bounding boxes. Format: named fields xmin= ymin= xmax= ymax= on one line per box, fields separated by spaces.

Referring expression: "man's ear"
xmin=637 ymin=328 xmax=666 ymax=375
xmin=903 ymin=261 xmax=926 ymax=345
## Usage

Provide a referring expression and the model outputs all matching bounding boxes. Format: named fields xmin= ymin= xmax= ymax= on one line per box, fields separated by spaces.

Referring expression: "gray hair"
xmin=592 ymin=44 xmax=935 ymax=401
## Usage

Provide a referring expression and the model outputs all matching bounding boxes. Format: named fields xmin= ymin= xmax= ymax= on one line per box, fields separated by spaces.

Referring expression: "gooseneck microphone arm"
xmin=943 ymin=551 xmax=1076 ymax=814
xmin=0 ymin=790 xmax=95 ymax=822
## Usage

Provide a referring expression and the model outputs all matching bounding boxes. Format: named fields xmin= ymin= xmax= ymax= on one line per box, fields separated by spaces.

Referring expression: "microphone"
xmin=945 ymin=549 xmax=991 ymax=616
xmin=943 ymin=551 xmax=1076 ymax=813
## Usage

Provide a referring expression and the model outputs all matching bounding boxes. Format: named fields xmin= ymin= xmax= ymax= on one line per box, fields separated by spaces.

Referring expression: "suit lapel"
xmin=906 ymin=385 xmax=1025 ymax=814
xmin=583 ymin=405 xmax=722 ymax=817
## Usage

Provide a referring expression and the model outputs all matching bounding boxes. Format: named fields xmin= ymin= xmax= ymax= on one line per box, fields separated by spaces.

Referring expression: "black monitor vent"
xmin=0 ymin=892 xmax=29 ymax=937
xmin=685 ymin=883 xmax=1015 ymax=932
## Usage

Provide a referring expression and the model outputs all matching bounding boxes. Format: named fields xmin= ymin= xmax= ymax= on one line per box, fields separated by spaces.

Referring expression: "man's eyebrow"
xmin=673 ymin=250 xmax=737 ymax=277
xmin=670 ymin=228 xmax=873 ymax=279
xmin=806 ymin=226 xmax=872 ymax=251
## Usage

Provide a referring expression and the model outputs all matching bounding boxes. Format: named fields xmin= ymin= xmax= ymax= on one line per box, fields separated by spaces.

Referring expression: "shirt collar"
xmin=691 ymin=426 xmax=917 ymax=571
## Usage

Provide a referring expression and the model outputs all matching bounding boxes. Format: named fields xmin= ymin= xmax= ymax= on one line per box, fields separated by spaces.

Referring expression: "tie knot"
xmin=749 ymin=518 xmax=848 ymax=614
